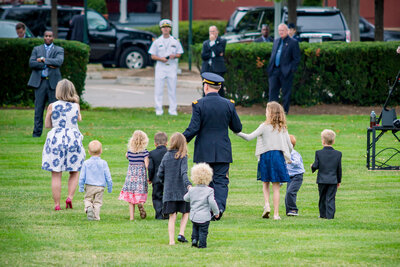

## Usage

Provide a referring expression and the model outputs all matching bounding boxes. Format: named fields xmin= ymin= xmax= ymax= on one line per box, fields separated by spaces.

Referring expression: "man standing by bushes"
xmin=28 ymin=31 xmax=64 ymax=137
xmin=201 ymin=26 xmax=227 ymax=97
xmin=267 ymin=23 xmax=300 ymax=114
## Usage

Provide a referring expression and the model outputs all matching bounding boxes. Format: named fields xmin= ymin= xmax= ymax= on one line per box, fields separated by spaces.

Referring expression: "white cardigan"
xmin=237 ymin=123 xmax=293 ymax=163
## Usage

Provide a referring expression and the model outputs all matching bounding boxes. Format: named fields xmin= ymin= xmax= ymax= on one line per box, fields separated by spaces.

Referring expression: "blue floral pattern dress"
xmin=42 ymin=100 xmax=85 ymax=172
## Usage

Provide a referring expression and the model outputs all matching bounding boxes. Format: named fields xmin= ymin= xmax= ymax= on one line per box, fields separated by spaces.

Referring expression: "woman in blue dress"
xmin=42 ymin=79 xmax=85 ymax=211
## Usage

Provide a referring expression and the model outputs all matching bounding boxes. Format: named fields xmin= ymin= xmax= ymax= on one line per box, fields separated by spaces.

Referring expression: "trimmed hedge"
xmin=193 ymin=41 xmax=400 ymax=106
xmin=0 ymin=38 xmax=90 ymax=106
xmin=140 ymin=20 xmax=227 ymax=60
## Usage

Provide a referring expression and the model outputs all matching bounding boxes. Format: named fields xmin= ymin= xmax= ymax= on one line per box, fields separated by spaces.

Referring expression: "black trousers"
xmin=208 ymin=163 xmax=229 ymax=214
xmin=318 ymin=183 xmax=338 ymax=219
xmin=285 ymin=173 xmax=303 ymax=213
xmin=152 ymin=183 xmax=164 ymax=219
xmin=33 ymin=79 xmax=56 ymax=137
xmin=268 ymin=67 xmax=294 ymax=114
xmin=191 ymin=221 xmax=210 ymax=248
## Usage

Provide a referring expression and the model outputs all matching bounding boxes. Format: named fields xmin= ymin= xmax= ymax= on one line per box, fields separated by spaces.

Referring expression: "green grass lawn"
xmin=0 ymin=108 xmax=399 ymax=266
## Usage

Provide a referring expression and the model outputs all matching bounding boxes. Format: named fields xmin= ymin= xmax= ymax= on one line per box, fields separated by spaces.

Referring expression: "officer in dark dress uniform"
xmin=183 ymin=72 xmax=242 ymax=220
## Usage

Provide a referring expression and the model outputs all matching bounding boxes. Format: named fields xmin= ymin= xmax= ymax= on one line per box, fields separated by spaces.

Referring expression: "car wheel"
xmin=120 ymin=47 xmax=146 ymax=69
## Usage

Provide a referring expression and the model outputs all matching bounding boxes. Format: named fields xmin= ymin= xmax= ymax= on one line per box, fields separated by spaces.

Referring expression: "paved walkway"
xmin=83 ymin=65 xmax=203 ymax=108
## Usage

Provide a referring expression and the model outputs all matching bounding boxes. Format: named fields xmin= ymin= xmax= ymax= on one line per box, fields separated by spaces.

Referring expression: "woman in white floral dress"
xmin=42 ymin=79 xmax=85 ymax=211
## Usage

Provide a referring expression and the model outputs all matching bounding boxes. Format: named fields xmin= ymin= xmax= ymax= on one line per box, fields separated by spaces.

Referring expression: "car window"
xmin=0 ymin=22 xmax=18 ymax=38
xmin=87 ymin=10 xmax=107 ymax=30
xmin=58 ymin=10 xmax=79 ymax=28
xmin=227 ymin=10 xmax=247 ymax=32
xmin=5 ymin=8 xmax=46 ymax=36
xmin=236 ymin=11 xmax=262 ymax=33
xmin=296 ymin=13 xmax=345 ymax=32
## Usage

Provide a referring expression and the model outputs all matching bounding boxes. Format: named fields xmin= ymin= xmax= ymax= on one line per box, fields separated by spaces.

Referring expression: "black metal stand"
xmin=367 ymin=126 xmax=400 ymax=170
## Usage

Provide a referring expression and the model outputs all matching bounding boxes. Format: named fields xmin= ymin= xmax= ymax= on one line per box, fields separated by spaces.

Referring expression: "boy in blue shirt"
xmin=79 ymin=140 xmax=112 ymax=221
xmin=285 ymin=135 xmax=305 ymax=216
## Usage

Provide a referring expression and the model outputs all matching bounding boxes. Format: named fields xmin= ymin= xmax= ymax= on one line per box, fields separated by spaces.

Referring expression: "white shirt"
xmin=148 ymin=35 xmax=183 ymax=68
xmin=237 ymin=123 xmax=293 ymax=163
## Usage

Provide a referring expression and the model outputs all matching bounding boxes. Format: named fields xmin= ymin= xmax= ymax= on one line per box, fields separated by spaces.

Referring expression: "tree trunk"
xmin=51 ymin=0 xmax=58 ymax=38
xmin=337 ymin=0 xmax=360 ymax=42
xmin=288 ymin=0 xmax=297 ymax=26
xmin=374 ymin=0 xmax=384 ymax=41
xmin=161 ymin=0 xmax=171 ymax=20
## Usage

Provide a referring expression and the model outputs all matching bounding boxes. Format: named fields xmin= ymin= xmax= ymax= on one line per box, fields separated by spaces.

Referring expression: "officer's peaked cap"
xmin=201 ymin=72 xmax=224 ymax=86
xmin=159 ymin=19 xmax=172 ymax=28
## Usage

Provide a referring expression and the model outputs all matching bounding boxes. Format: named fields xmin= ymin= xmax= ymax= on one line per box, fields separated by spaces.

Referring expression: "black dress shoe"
xmin=177 ymin=235 xmax=188 ymax=243
xmin=191 ymin=239 xmax=198 ymax=247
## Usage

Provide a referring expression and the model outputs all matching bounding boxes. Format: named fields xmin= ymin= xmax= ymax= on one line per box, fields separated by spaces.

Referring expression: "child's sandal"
xmin=138 ymin=204 xmax=146 ymax=219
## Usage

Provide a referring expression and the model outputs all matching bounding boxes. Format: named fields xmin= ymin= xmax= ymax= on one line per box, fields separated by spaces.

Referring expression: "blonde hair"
xmin=55 ymin=79 xmax=79 ymax=103
xmin=321 ymin=129 xmax=336 ymax=145
xmin=169 ymin=132 xmax=187 ymax=159
xmin=88 ymin=140 xmax=102 ymax=156
xmin=154 ymin=132 xmax=168 ymax=146
xmin=128 ymin=130 xmax=149 ymax=153
xmin=191 ymin=163 xmax=213 ymax=185
xmin=289 ymin=134 xmax=296 ymax=148
xmin=265 ymin=101 xmax=287 ymax=131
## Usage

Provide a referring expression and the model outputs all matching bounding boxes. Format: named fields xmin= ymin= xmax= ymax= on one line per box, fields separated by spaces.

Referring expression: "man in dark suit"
xmin=148 ymin=132 xmax=168 ymax=220
xmin=267 ymin=23 xmax=300 ymax=114
xmin=67 ymin=10 xmax=85 ymax=42
xmin=28 ymin=30 xmax=64 ymax=137
xmin=201 ymin=26 xmax=227 ymax=97
xmin=254 ymin=24 xmax=273 ymax=43
xmin=311 ymin=129 xmax=342 ymax=219
xmin=183 ymin=72 xmax=242 ymax=220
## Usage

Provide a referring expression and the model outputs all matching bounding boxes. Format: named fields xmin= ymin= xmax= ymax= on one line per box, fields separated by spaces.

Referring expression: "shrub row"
xmin=193 ymin=41 xmax=400 ymax=106
xmin=140 ymin=20 xmax=227 ymax=60
xmin=0 ymin=38 xmax=90 ymax=106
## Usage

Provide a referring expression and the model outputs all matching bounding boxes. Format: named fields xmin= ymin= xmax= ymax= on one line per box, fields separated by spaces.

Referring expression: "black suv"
xmin=223 ymin=6 xmax=350 ymax=43
xmin=0 ymin=5 xmax=156 ymax=68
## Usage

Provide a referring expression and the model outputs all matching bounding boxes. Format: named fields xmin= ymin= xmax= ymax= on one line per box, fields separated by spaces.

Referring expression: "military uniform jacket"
xmin=183 ymin=92 xmax=242 ymax=163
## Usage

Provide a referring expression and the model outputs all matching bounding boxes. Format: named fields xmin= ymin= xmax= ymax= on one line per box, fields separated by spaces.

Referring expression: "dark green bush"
xmin=0 ymin=38 xmax=90 ymax=106
xmin=88 ymin=0 xmax=108 ymax=14
xmin=140 ymin=20 xmax=227 ymax=60
xmin=193 ymin=41 xmax=400 ymax=106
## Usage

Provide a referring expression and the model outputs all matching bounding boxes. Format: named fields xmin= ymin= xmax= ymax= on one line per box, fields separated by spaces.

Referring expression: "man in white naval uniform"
xmin=148 ymin=19 xmax=184 ymax=116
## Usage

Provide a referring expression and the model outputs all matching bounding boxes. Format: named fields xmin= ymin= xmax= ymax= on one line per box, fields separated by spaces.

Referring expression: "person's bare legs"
xmin=51 ymin=171 xmax=62 ymax=207
xmin=272 ymin=182 xmax=280 ymax=218
xmin=262 ymin=182 xmax=270 ymax=209
xmin=179 ymin=213 xmax=189 ymax=237
xmin=129 ymin=203 xmax=135 ymax=221
xmin=67 ymin=171 xmax=79 ymax=200
xmin=168 ymin=212 xmax=177 ymax=245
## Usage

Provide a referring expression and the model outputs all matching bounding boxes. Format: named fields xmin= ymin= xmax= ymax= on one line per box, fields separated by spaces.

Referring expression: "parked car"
xmin=359 ymin=16 xmax=400 ymax=41
xmin=0 ymin=5 xmax=156 ymax=68
xmin=0 ymin=19 xmax=34 ymax=38
xmin=223 ymin=6 xmax=275 ymax=43
xmin=223 ymin=6 xmax=350 ymax=43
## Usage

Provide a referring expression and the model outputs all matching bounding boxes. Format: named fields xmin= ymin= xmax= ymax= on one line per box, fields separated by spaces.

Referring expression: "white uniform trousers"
xmin=154 ymin=65 xmax=177 ymax=115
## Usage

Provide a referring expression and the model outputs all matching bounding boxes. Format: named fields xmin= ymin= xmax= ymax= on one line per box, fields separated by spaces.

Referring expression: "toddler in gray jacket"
xmin=184 ymin=163 xmax=219 ymax=248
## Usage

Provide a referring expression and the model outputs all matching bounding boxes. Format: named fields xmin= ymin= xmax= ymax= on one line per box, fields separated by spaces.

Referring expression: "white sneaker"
xmin=273 ymin=215 xmax=281 ymax=220
xmin=262 ymin=206 xmax=271 ymax=218
xmin=87 ymin=206 xmax=94 ymax=221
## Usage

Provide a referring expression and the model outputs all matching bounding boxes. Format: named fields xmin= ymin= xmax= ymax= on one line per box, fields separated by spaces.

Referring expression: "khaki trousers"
xmin=84 ymin=185 xmax=104 ymax=220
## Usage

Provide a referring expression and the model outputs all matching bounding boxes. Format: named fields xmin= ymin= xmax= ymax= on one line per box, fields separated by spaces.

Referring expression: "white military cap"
xmin=159 ymin=19 xmax=172 ymax=28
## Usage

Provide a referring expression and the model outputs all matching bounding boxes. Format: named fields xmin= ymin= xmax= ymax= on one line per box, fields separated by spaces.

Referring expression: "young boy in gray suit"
xmin=184 ymin=163 xmax=219 ymax=248
xmin=311 ymin=129 xmax=342 ymax=219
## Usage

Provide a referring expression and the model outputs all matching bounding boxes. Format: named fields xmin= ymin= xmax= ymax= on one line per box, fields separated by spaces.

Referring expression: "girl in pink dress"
xmin=119 ymin=130 xmax=149 ymax=221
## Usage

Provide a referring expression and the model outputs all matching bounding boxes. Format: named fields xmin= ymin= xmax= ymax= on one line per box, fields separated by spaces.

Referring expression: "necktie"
xmin=42 ymin=45 xmax=51 ymax=77
xmin=275 ymin=40 xmax=283 ymax=67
